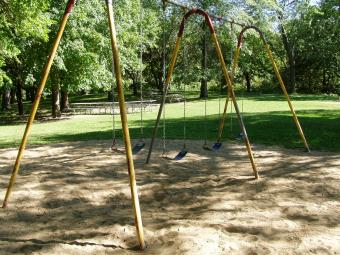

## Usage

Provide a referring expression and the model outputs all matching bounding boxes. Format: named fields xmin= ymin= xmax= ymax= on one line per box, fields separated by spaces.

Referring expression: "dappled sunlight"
xmin=0 ymin=140 xmax=339 ymax=253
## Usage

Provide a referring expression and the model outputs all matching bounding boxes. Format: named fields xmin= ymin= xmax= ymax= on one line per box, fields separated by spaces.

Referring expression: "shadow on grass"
xmin=1 ymin=109 xmax=339 ymax=151
xmin=233 ymin=94 xmax=340 ymax=102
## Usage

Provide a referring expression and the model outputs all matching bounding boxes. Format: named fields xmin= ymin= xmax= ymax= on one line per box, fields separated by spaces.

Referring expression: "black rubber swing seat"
xmin=132 ymin=142 xmax=146 ymax=155
xmin=212 ymin=142 xmax=222 ymax=151
xmin=174 ymin=148 xmax=187 ymax=160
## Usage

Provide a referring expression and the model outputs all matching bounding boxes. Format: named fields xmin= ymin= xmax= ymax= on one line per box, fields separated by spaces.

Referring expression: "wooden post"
xmin=2 ymin=0 xmax=76 ymax=209
xmin=105 ymin=0 xmax=146 ymax=249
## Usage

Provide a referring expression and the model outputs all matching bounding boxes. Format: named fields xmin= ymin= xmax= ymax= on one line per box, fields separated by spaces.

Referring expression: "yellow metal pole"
xmin=216 ymin=46 xmax=242 ymax=142
xmin=216 ymin=95 xmax=230 ymax=142
xmin=219 ymin=26 xmax=310 ymax=154
xmin=211 ymin=33 xmax=259 ymax=179
xmin=105 ymin=0 xmax=145 ymax=249
xmin=2 ymin=1 xmax=75 ymax=209
xmin=263 ymin=43 xmax=310 ymax=152
xmin=165 ymin=37 xmax=182 ymax=85
xmin=232 ymin=46 xmax=242 ymax=76
xmin=146 ymin=36 xmax=182 ymax=164
xmin=229 ymin=25 xmax=310 ymax=153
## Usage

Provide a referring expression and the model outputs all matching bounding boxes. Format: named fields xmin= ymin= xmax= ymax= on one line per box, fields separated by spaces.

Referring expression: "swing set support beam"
xmin=145 ymin=8 xmax=259 ymax=180
xmin=216 ymin=26 xmax=310 ymax=153
xmin=163 ymin=0 xmax=248 ymax=28
xmin=1 ymin=0 xmax=145 ymax=250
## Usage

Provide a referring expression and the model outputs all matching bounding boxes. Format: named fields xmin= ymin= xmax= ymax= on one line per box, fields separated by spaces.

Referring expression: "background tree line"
xmin=0 ymin=0 xmax=339 ymax=117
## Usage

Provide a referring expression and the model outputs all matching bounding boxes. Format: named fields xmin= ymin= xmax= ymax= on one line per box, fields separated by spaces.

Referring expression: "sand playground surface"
xmin=0 ymin=139 xmax=339 ymax=255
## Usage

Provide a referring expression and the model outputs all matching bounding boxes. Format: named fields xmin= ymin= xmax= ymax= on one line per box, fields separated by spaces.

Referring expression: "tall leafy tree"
xmin=0 ymin=0 xmax=52 ymax=112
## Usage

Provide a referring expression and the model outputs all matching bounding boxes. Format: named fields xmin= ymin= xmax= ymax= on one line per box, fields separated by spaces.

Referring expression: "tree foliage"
xmin=0 ymin=0 xmax=338 ymax=115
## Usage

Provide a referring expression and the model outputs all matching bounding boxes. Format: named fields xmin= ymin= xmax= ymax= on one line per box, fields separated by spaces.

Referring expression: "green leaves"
xmin=1 ymin=0 xmax=338 ymax=102
xmin=0 ymin=0 xmax=52 ymax=88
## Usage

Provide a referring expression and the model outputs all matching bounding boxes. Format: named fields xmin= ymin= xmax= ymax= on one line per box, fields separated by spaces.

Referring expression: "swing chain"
xmin=139 ymin=0 xmax=144 ymax=141
xmin=111 ymin=56 xmax=117 ymax=149
xmin=183 ymin=47 xmax=187 ymax=149
xmin=162 ymin=0 xmax=167 ymax=156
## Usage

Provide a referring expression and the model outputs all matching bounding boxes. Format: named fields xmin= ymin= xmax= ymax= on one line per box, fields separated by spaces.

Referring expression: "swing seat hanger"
xmin=111 ymin=139 xmax=125 ymax=154
xmin=203 ymin=141 xmax=214 ymax=151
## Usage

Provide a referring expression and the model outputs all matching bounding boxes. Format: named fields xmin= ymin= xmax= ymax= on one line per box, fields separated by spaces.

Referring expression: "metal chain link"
xmin=139 ymin=0 xmax=144 ymax=140
xmin=162 ymin=2 xmax=167 ymax=155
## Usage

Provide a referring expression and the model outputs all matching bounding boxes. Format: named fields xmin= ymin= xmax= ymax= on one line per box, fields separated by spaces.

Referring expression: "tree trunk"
xmin=29 ymin=86 xmax=36 ymax=102
xmin=244 ymin=72 xmax=251 ymax=93
xmin=278 ymin=13 xmax=296 ymax=93
xmin=1 ymin=89 xmax=11 ymax=111
xmin=61 ymin=89 xmax=70 ymax=112
xmin=108 ymin=90 xmax=114 ymax=102
xmin=131 ymin=81 xmax=138 ymax=96
xmin=288 ymin=47 xmax=296 ymax=93
xmin=220 ymin=76 xmax=225 ymax=96
xmin=322 ymin=68 xmax=327 ymax=93
xmin=10 ymin=88 xmax=16 ymax=104
xmin=200 ymin=23 xmax=208 ymax=99
xmin=16 ymin=81 xmax=24 ymax=115
xmin=308 ymin=71 xmax=312 ymax=92
xmin=52 ymin=83 xmax=61 ymax=118
xmin=154 ymin=73 xmax=163 ymax=92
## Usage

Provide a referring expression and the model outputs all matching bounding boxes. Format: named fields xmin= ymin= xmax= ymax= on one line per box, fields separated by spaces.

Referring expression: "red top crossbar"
xmin=178 ymin=9 xmax=215 ymax=37
xmin=237 ymin=26 xmax=268 ymax=47
xmin=65 ymin=0 xmax=76 ymax=14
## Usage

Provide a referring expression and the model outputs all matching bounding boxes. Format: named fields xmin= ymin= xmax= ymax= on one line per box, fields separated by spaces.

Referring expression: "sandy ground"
xmin=0 ymin=139 xmax=339 ymax=255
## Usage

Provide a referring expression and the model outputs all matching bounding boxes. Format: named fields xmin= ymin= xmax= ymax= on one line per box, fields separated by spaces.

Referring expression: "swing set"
xmin=1 ymin=0 xmax=310 ymax=251
xmin=145 ymin=3 xmax=260 ymax=181
xmin=146 ymin=0 xmax=310 ymax=166
xmin=216 ymin=25 xmax=310 ymax=153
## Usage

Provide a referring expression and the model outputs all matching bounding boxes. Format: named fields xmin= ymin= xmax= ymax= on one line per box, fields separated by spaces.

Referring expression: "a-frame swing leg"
xmin=211 ymin=33 xmax=259 ymax=180
xmin=106 ymin=0 xmax=145 ymax=249
xmin=263 ymin=43 xmax=310 ymax=152
xmin=218 ymin=26 xmax=310 ymax=153
xmin=215 ymin=45 xmax=241 ymax=145
xmin=2 ymin=0 xmax=76 ymax=209
xmin=215 ymin=92 xmax=230 ymax=146
xmin=145 ymin=37 xmax=182 ymax=164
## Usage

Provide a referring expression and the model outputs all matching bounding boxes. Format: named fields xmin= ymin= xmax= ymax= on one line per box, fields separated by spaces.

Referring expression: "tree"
xmin=0 ymin=0 xmax=52 ymax=114
xmin=290 ymin=0 xmax=339 ymax=93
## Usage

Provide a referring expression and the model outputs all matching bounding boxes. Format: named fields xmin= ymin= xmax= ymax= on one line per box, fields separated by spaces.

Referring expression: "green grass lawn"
xmin=0 ymin=94 xmax=339 ymax=151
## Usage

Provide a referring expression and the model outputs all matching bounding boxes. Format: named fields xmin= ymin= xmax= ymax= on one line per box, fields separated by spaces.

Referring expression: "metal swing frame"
xmin=1 ymin=0 xmax=146 ymax=250
xmin=145 ymin=8 xmax=259 ymax=180
xmin=215 ymin=26 xmax=310 ymax=153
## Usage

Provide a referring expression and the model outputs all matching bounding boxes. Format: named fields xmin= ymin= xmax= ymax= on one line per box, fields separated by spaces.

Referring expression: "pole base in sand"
xmin=2 ymin=201 xmax=8 ymax=209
